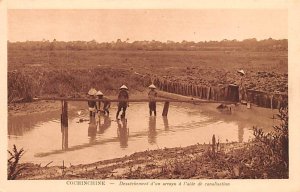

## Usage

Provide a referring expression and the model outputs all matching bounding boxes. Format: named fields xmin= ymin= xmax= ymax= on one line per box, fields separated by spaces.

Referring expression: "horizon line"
xmin=7 ymin=37 xmax=288 ymax=43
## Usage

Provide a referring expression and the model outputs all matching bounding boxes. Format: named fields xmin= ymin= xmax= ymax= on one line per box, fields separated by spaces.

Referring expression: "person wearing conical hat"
xmin=237 ymin=69 xmax=247 ymax=102
xmin=96 ymin=90 xmax=111 ymax=116
xmin=103 ymin=96 xmax=111 ymax=116
xmin=148 ymin=84 xmax=157 ymax=116
xmin=116 ymin=85 xmax=129 ymax=119
xmin=87 ymin=88 xmax=98 ymax=117
xmin=96 ymin=90 xmax=104 ymax=114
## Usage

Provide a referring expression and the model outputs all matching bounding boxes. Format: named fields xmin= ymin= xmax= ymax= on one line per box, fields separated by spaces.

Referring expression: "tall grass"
xmin=8 ymin=68 xmax=151 ymax=102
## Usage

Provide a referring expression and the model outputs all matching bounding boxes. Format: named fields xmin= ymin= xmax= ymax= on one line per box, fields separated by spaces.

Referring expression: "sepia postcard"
xmin=1 ymin=0 xmax=300 ymax=191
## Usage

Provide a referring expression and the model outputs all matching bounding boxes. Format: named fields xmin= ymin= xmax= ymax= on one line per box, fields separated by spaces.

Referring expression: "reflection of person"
xmin=163 ymin=116 xmax=169 ymax=131
xmin=98 ymin=115 xmax=111 ymax=134
xmin=237 ymin=121 xmax=245 ymax=143
xmin=117 ymin=118 xmax=129 ymax=148
xmin=87 ymin=88 xmax=98 ymax=117
xmin=148 ymin=84 xmax=157 ymax=116
xmin=116 ymin=85 xmax=129 ymax=120
xmin=148 ymin=117 xmax=157 ymax=144
xmin=88 ymin=116 xmax=97 ymax=143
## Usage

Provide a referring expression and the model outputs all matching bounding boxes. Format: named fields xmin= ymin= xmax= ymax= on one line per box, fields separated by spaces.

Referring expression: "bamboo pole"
xmin=34 ymin=97 xmax=237 ymax=104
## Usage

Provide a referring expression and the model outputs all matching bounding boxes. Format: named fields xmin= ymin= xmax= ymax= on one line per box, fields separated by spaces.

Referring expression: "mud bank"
xmin=16 ymin=141 xmax=287 ymax=180
xmin=8 ymin=100 xmax=63 ymax=117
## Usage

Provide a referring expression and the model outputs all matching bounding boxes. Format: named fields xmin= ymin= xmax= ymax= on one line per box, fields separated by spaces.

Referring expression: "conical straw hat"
xmin=148 ymin=84 xmax=156 ymax=89
xmin=88 ymin=88 xmax=97 ymax=95
xmin=96 ymin=90 xmax=103 ymax=96
xmin=120 ymin=85 xmax=128 ymax=90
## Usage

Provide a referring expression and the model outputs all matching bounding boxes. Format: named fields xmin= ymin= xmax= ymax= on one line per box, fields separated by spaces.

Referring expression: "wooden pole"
xmin=61 ymin=100 xmax=68 ymax=150
xmin=64 ymin=101 xmax=68 ymax=149
xmin=162 ymin=101 xmax=170 ymax=116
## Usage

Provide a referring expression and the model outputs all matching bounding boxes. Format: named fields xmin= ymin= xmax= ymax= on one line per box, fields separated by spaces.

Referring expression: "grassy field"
xmin=8 ymin=49 xmax=287 ymax=72
xmin=8 ymin=49 xmax=288 ymax=102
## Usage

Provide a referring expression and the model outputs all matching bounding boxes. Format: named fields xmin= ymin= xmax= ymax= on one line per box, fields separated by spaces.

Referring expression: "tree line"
xmin=8 ymin=38 xmax=287 ymax=51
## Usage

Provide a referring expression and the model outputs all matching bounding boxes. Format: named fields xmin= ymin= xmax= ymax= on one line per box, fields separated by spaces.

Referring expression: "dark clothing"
xmin=103 ymin=100 xmax=111 ymax=115
xmin=88 ymin=100 xmax=97 ymax=108
xmin=118 ymin=90 xmax=129 ymax=106
xmin=239 ymin=76 xmax=247 ymax=101
xmin=116 ymin=105 xmax=127 ymax=119
xmin=149 ymin=101 xmax=156 ymax=116
xmin=98 ymin=96 xmax=111 ymax=116
xmin=88 ymin=100 xmax=97 ymax=117
xmin=116 ymin=90 xmax=129 ymax=119
xmin=148 ymin=89 xmax=157 ymax=116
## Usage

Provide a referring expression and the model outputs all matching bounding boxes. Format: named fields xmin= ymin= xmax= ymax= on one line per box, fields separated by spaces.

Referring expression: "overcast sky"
xmin=8 ymin=9 xmax=287 ymax=42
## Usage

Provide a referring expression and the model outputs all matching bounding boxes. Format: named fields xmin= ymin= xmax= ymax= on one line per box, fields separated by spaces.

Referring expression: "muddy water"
xmin=8 ymin=102 xmax=276 ymax=166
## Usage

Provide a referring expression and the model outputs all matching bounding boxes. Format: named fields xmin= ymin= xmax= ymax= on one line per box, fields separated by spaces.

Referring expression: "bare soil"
xmin=17 ymin=141 xmax=287 ymax=180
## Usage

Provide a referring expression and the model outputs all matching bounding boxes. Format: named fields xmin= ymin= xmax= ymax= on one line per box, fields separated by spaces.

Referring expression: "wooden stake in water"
xmin=61 ymin=100 xmax=69 ymax=150
xmin=162 ymin=101 xmax=170 ymax=116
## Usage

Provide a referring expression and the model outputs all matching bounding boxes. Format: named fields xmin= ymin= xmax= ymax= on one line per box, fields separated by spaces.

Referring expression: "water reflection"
xmin=61 ymin=121 xmax=69 ymax=150
xmin=163 ymin=116 xmax=169 ymax=131
xmin=148 ymin=117 xmax=157 ymax=144
xmin=88 ymin=116 xmax=97 ymax=143
xmin=97 ymin=115 xmax=111 ymax=134
xmin=117 ymin=119 xmax=129 ymax=148
xmin=8 ymin=110 xmax=60 ymax=136
xmin=238 ymin=122 xmax=246 ymax=143
xmin=8 ymin=102 xmax=267 ymax=165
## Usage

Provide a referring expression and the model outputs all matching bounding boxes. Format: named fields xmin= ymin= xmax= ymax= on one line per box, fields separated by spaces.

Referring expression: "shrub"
xmin=253 ymin=107 xmax=288 ymax=173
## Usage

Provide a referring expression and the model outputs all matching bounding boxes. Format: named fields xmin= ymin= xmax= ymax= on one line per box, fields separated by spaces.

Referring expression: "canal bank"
xmin=16 ymin=140 xmax=287 ymax=179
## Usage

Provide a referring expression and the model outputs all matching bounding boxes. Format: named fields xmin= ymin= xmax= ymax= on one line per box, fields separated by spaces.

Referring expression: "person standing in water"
xmin=116 ymin=85 xmax=129 ymax=120
xmin=96 ymin=90 xmax=111 ymax=115
xmin=103 ymin=95 xmax=111 ymax=116
xmin=148 ymin=84 xmax=157 ymax=116
xmin=237 ymin=69 xmax=247 ymax=103
xmin=96 ymin=90 xmax=104 ymax=112
xmin=87 ymin=88 xmax=97 ymax=117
